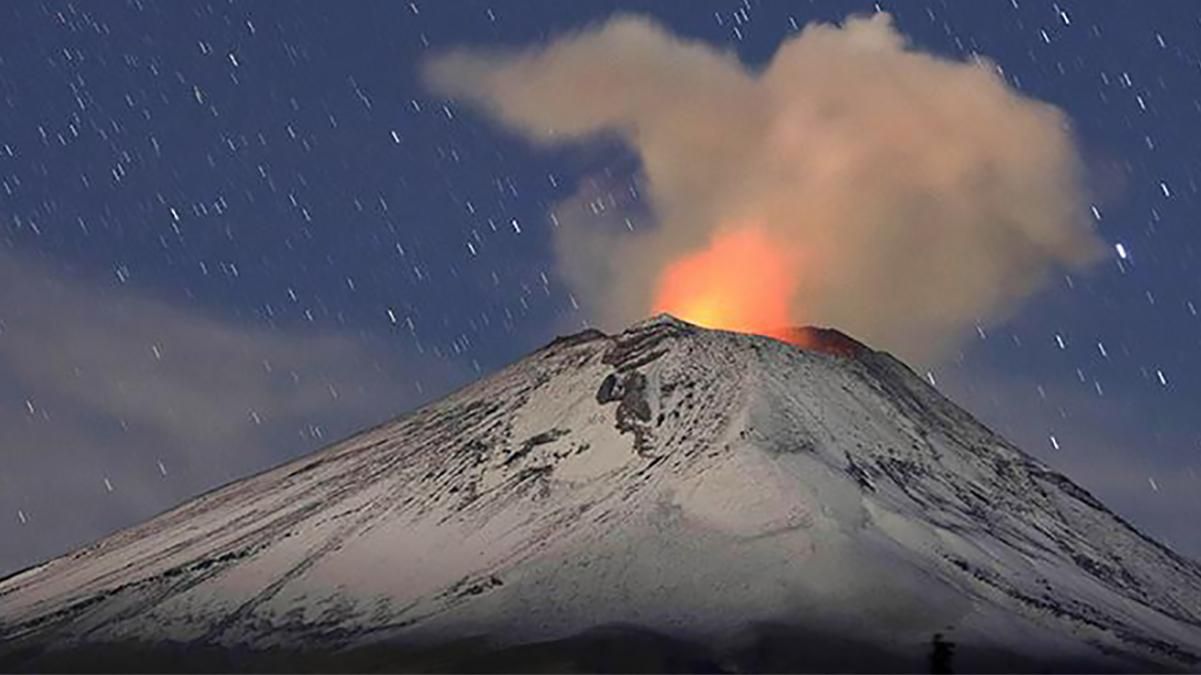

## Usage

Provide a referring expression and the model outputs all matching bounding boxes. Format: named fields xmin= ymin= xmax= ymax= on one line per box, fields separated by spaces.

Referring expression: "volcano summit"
xmin=2 ymin=315 xmax=1199 ymax=672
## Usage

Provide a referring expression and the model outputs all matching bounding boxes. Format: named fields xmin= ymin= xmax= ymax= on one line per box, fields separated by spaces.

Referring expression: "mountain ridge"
xmin=2 ymin=315 xmax=1199 ymax=672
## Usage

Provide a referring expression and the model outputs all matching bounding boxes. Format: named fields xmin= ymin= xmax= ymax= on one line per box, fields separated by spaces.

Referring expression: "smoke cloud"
xmin=425 ymin=12 xmax=1104 ymax=362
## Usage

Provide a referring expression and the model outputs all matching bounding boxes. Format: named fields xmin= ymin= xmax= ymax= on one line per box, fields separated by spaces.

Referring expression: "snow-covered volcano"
xmin=2 ymin=315 xmax=1200 ymax=672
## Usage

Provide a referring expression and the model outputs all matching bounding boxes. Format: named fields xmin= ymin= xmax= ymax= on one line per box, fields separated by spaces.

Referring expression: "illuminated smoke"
xmin=424 ymin=12 xmax=1104 ymax=363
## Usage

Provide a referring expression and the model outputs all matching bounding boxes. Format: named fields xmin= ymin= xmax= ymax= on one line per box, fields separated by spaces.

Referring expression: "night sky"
xmin=2 ymin=0 xmax=1199 ymax=575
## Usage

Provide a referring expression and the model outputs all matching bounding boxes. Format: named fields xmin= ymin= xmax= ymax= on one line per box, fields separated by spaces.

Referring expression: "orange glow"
xmin=652 ymin=225 xmax=801 ymax=342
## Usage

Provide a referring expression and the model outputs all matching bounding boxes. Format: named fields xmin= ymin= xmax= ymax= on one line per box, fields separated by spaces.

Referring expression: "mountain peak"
xmin=3 ymin=314 xmax=1200 ymax=672
xmin=578 ymin=314 xmax=870 ymax=360
xmin=627 ymin=312 xmax=694 ymax=331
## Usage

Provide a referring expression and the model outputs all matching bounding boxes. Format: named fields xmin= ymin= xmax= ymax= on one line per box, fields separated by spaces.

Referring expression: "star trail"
xmin=1 ymin=0 xmax=1199 ymax=573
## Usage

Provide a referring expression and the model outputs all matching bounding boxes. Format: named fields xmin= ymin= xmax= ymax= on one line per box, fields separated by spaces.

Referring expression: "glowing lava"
xmin=652 ymin=225 xmax=801 ymax=342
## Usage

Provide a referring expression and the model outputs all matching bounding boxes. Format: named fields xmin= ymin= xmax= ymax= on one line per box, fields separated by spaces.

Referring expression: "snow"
xmin=2 ymin=315 xmax=1200 ymax=670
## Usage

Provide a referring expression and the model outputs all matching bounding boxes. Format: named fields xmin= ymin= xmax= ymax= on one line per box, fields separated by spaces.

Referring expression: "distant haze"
xmin=425 ymin=12 xmax=1105 ymax=363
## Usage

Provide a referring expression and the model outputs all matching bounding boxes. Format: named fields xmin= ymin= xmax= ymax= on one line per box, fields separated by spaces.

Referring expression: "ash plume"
xmin=424 ymin=12 xmax=1105 ymax=363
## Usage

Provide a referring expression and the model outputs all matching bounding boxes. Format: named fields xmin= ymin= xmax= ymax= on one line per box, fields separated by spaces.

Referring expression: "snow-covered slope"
xmin=2 ymin=315 xmax=1200 ymax=672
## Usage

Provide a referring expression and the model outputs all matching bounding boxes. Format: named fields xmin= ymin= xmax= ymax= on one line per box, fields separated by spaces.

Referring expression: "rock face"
xmin=2 ymin=314 xmax=1200 ymax=673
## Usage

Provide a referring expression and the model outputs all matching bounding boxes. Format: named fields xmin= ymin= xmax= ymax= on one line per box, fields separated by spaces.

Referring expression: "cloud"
xmin=424 ymin=12 xmax=1105 ymax=363
xmin=0 ymin=252 xmax=464 ymax=575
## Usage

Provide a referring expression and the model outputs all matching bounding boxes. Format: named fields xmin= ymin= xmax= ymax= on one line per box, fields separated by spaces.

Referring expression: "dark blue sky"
xmin=1 ymin=0 xmax=1199 ymax=573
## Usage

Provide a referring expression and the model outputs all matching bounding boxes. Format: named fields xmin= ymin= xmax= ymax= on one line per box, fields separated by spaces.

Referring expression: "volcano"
xmin=2 ymin=315 xmax=1200 ymax=672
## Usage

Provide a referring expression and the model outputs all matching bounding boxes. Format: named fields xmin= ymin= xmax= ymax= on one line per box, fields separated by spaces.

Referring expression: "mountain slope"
xmin=2 ymin=315 xmax=1200 ymax=672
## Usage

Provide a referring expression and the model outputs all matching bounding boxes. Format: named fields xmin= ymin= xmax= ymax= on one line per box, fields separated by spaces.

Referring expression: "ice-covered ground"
xmin=2 ymin=315 xmax=1200 ymax=671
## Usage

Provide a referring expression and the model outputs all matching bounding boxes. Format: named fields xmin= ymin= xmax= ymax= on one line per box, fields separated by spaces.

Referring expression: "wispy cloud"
xmin=0 ymin=251 xmax=466 ymax=575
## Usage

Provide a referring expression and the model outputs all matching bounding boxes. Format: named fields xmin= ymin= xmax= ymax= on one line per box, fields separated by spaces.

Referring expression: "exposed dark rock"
xmin=596 ymin=373 xmax=621 ymax=404
xmin=845 ymin=453 xmax=876 ymax=492
xmin=452 ymin=574 xmax=504 ymax=599
xmin=603 ymin=322 xmax=690 ymax=371
xmin=544 ymin=328 xmax=608 ymax=352
xmin=503 ymin=429 xmax=570 ymax=466
xmin=615 ymin=371 xmax=652 ymax=426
